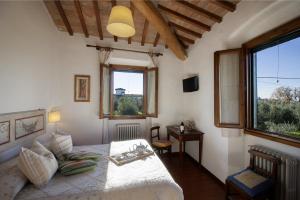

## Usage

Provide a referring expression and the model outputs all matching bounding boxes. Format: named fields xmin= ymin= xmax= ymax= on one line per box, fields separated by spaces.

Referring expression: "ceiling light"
xmin=107 ymin=5 xmax=135 ymax=38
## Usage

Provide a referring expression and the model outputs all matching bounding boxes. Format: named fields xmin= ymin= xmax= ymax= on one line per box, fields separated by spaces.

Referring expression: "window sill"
xmin=244 ymin=129 xmax=300 ymax=148
xmin=108 ymin=115 xmax=146 ymax=120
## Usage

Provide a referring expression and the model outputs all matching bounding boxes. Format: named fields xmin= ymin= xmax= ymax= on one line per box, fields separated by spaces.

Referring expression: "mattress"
xmin=15 ymin=139 xmax=183 ymax=200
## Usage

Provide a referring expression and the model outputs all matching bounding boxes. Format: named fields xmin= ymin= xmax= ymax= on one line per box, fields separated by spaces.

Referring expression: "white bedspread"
xmin=15 ymin=139 xmax=183 ymax=200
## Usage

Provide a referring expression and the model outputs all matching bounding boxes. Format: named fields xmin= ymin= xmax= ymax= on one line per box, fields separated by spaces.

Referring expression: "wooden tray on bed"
xmin=108 ymin=149 xmax=154 ymax=166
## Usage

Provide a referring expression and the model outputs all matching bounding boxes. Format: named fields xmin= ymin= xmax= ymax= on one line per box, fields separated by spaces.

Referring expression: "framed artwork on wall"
xmin=74 ymin=75 xmax=91 ymax=102
xmin=15 ymin=115 xmax=44 ymax=139
xmin=0 ymin=121 xmax=10 ymax=145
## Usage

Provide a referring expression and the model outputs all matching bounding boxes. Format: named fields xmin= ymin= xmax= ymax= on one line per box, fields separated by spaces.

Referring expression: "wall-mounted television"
xmin=183 ymin=76 xmax=199 ymax=92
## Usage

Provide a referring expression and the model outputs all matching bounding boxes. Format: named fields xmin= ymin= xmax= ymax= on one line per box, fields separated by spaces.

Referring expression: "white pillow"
xmin=50 ymin=133 xmax=73 ymax=160
xmin=18 ymin=141 xmax=58 ymax=187
xmin=34 ymin=133 xmax=52 ymax=149
xmin=0 ymin=163 xmax=27 ymax=200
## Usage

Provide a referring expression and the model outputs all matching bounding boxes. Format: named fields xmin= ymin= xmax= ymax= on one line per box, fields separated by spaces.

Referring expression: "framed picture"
xmin=15 ymin=115 xmax=44 ymax=139
xmin=74 ymin=75 xmax=90 ymax=102
xmin=0 ymin=121 xmax=10 ymax=145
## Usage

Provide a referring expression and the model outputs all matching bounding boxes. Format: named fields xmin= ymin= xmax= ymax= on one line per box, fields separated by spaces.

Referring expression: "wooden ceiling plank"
xmin=210 ymin=0 xmax=236 ymax=12
xmin=111 ymin=0 xmax=118 ymax=42
xmin=177 ymin=35 xmax=194 ymax=44
xmin=74 ymin=0 xmax=88 ymax=38
xmin=153 ymin=33 xmax=160 ymax=47
xmin=158 ymin=4 xmax=211 ymax=31
xmin=132 ymin=0 xmax=187 ymax=60
xmin=128 ymin=1 xmax=134 ymax=44
xmin=169 ymin=22 xmax=202 ymax=38
xmin=176 ymin=0 xmax=222 ymax=23
xmin=141 ymin=19 xmax=149 ymax=46
xmin=55 ymin=0 xmax=73 ymax=35
xmin=93 ymin=0 xmax=103 ymax=40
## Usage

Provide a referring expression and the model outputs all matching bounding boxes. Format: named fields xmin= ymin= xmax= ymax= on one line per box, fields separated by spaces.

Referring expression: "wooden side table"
xmin=167 ymin=125 xmax=204 ymax=166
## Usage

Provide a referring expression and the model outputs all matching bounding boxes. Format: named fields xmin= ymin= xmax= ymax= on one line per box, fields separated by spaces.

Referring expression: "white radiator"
xmin=116 ymin=123 xmax=141 ymax=141
xmin=250 ymin=145 xmax=299 ymax=200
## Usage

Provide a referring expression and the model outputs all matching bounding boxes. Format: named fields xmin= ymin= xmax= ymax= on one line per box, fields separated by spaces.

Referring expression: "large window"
xmin=251 ymin=35 xmax=300 ymax=141
xmin=100 ymin=64 xmax=158 ymax=119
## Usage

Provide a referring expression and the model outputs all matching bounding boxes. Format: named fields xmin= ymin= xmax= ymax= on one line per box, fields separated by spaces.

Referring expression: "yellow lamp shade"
xmin=48 ymin=111 xmax=61 ymax=123
xmin=107 ymin=5 xmax=135 ymax=38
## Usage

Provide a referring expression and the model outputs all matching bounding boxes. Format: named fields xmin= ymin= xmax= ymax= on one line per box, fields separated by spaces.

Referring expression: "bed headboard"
xmin=0 ymin=109 xmax=46 ymax=163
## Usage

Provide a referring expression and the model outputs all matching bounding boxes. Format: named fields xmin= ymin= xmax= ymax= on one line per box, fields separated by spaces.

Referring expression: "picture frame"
xmin=74 ymin=75 xmax=91 ymax=102
xmin=15 ymin=114 xmax=44 ymax=139
xmin=0 ymin=121 xmax=10 ymax=145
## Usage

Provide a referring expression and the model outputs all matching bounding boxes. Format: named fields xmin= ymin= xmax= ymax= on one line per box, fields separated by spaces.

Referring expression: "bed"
xmin=13 ymin=139 xmax=183 ymax=200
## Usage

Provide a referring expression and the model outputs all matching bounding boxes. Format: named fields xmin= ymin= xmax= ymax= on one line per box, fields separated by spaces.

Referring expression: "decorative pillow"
xmin=18 ymin=141 xmax=58 ymax=187
xmin=63 ymin=151 xmax=101 ymax=162
xmin=59 ymin=160 xmax=97 ymax=176
xmin=50 ymin=133 xmax=73 ymax=160
xmin=0 ymin=165 xmax=28 ymax=200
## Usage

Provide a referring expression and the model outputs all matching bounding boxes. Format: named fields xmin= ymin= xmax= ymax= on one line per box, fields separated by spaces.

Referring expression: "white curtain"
xmin=99 ymin=48 xmax=112 ymax=144
xmin=219 ymin=52 xmax=240 ymax=124
xmin=147 ymin=70 xmax=156 ymax=114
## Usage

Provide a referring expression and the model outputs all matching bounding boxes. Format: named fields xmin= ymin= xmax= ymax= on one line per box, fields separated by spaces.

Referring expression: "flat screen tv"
xmin=183 ymin=76 xmax=199 ymax=92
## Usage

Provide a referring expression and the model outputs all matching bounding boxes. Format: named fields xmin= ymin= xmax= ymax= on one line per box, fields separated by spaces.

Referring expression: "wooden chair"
xmin=150 ymin=126 xmax=172 ymax=155
xmin=225 ymin=149 xmax=280 ymax=200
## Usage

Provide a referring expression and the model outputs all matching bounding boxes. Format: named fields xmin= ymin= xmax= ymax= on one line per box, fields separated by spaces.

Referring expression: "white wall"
xmin=0 ymin=1 xmax=184 ymax=147
xmin=0 ymin=1 xmax=61 ymax=114
xmin=183 ymin=0 xmax=300 ymax=182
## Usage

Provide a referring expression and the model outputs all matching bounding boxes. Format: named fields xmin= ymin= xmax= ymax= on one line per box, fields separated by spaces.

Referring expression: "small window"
xmin=99 ymin=64 xmax=158 ymax=119
xmin=113 ymin=71 xmax=144 ymax=116
xmin=251 ymin=34 xmax=300 ymax=141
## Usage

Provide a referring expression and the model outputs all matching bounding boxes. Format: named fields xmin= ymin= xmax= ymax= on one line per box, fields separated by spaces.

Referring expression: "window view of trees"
xmin=256 ymin=86 xmax=300 ymax=139
xmin=113 ymin=72 xmax=144 ymax=116
xmin=113 ymin=95 xmax=143 ymax=115
xmin=254 ymin=36 xmax=300 ymax=140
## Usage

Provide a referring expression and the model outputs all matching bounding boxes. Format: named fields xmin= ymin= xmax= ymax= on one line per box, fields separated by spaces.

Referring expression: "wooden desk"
xmin=167 ymin=125 xmax=204 ymax=166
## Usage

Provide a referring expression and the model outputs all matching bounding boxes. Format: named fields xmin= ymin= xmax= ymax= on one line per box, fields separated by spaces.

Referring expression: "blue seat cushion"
xmin=227 ymin=169 xmax=274 ymax=198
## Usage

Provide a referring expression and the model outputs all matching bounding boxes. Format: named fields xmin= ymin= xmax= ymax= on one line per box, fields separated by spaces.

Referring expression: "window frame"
xmin=243 ymin=16 xmax=300 ymax=148
xmin=108 ymin=65 xmax=147 ymax=120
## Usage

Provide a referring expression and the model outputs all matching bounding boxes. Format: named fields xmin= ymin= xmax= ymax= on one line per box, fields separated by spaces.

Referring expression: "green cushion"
xmin=63 ymin=151 xmax=101 ymax=162
xmin=59 ymin=160 xmax=97 ymax=176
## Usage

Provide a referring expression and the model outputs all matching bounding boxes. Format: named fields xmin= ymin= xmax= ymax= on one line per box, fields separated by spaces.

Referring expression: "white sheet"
xmin=15 ymin=139 xmax=183 ymax=200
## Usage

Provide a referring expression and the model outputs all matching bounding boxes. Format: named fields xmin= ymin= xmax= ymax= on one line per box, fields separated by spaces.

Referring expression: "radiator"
xmin=250 ymin=145 xmax=299 ymax=200
xmin=116 ymin=123 xmax=141 ymax=141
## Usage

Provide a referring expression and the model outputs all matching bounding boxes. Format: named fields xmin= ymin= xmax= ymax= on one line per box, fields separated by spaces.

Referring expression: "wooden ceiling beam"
xmin=132 ymin=0 xmax=187 ymax=60
xmin=158 ymin=4 xmax=211 ymax=31
xmin=153 ymin=33 xmax=160 ymax=47
xmin=169 ymin=22 xmax=202 ymax=38
xmin=55 ymin=0 xmax=73 ymax=35
xmin=177 ymin=35 xmax=194 ymax=44
xmin=176 ymin=0 xmax=222 ymax=23
xmin=178 ymin=40 xmax=189 ymax=49
xmin=210 ymin=0 xmax=236 ymax=12
xmin=111 ymin=0 xmax=118 ymax=42
xmin=93 ymin=0 xmax=103 ymax=40
xmin=74 ymin=0 xmax=88 ymax=37
xmin=141 ymin=19 xmax=149 ymax=46
xmin=128 ymin=2 xmax=134 ymax=44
